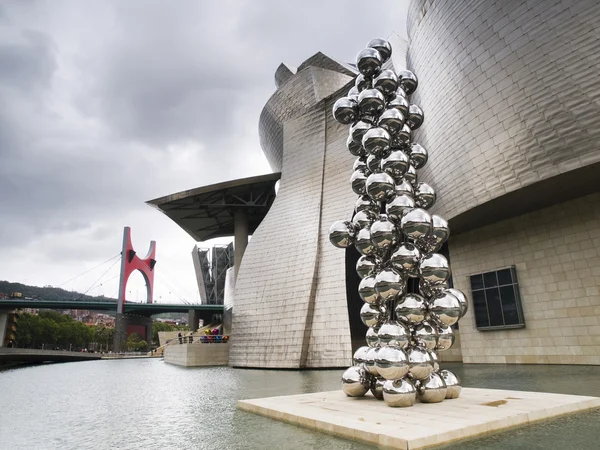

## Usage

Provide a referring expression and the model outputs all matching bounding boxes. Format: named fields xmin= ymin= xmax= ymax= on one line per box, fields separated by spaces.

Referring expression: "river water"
xmin=0 ymin=359 xmax=599 ymax=449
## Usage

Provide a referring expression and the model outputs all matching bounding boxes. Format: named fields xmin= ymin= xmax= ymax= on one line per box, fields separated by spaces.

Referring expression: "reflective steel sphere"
xmin=401 ymin=208 xmax=432 ymax=241
xmin=375 ymin=346 xmax=409 ymax=380
xmin=375 ymin=268 xmax=405 ymax=300
xmin=393 ymin=124 xmax=412 ymax=147
xmin=358 ymin=275 xmax=378 ymax=304
xmin=366 ymin=327 xmax=380 ymax=349
xmin=356 ymin=255 xmax=377 ymax=279
xmin=386 ymin=194 xmax=415 ymax=223
xmin=388 ymin=94 xmax=409 ymax=116
xmin=352 ymin=210 xmax=377 ymax=229
xmin=395 ymin=179 xmax=414 ymax=196
xmin=429 ymin=291 xmax=461 ymax=326
xmin=398 ymin=70 xmax=418 ymax=95
xmin=416 ymin=372 xmax=447 ymax=403
xmin=332 ymin=97 xmax=358 ymax=125
xmin=370 ymin=377 xmax=386 ymax=400
xmin=366 ymin=172 xmax=395 ymax=202
xmin=404 ymin=164 xmax=418 ymax=185
xmin=439 ymin=369 xmax=461 ymax=399
xmin=413 ymin=321 xmax=439 ymax=351
xmin=350 ymin=120 xmax=371 ymax=144
xmin=367 ymin=38 xmax=392 ymax=63
xmin=358 ymin=89 xmax=386 ymax=116
xmin=355 ymin=195 xmax=377 ymax=213
xmin=354 ymin=228 xmax=377 ymax=256
xmin=428 ymin=350 xmax=439 ymax=371
xmin=395 ymin=293 xmax=427 ymax=325
xmin=328 ymin=220 xmax=355 ymax=248
xmin=362 ymin=127 xmax=390 ymax=156
xmin=406 ymin=104 xmax=424 ymax=130
xmin=353 ymin=157 xmax=367 ymax=174
xmin=446 ymin=288 xmax=468 ymax=318
xmin=383 ymin=378 xmax=416 ymax=407
xmin=342 ymin=365 xmax=370 ymax=397
xmin=409 ymin=143 xmax=428 ymax=169
xmin=353 ymin=345 xmax=370 ymax=366
xmin=347 ymin=133 xmax=364 ymax=157
xmin=360 ymin=302 xmax=384 ymax=327
xmin=350 ymin=170 xmax=367 ymax=195
xmin=347 ymin=86 xmax=360 ymax=102
xmin=373 ymin=69 xmax=398 ymax=97
xmin=426 ymin=215 xmax=450 ymax=253
xmin=418 ymin=280 xmax=449 ymax=298
xmin=378 ymin=108 xmax=405 ymax=136
xmin=356 ymin=48 xmax=382 ymax=77
xmin=407 ymin=346 xmax=434 ymax=380
xmin=436 ymin=324 xmax=455 ymax=351
xmin=355 ymin=73 xmax=372 ymax=92
xmin=365 ymin=347 xmax=380 ymax=376
xmin=381 ymin=150 xmax=409 ymax=179
xmin=370 ymin=216 xmax=396 ymax=250
xmin=415 ymin=182 xmax=436 ymax=209
xmin=390 ymin=243 xmax=421 ymax=277
xmin=366 ymin=154 xmax=382 ymax=173
xmin=377 ymin=321 xmax=409 ymax=348
xmin=419 ymin=253 xmax=451 ymax=285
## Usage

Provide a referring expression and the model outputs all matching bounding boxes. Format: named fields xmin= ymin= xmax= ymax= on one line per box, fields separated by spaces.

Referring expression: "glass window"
xmin=469 ymin=266 xmax=525 ymax=330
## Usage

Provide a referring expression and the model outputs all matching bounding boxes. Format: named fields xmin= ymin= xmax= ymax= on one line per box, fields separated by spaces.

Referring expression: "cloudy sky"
xmin=0 ymin=0 xmax=409 ymax=304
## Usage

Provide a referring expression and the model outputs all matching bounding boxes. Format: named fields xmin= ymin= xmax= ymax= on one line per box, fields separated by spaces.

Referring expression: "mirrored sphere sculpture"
xmin=366 ymin=172 xmax=395 ymax=202
xmin=342 ymin=365 xmax=370 ymax=397
xmin=381 ymin=150 xmax=409 ymax=179
xmin=350 ymin=120 xmax=371 ymax=144
xmin=415 ymin=182 xmax=436 ymax=209
xmin=416 ymin=372 xmax=447 ymax=403
xmin=412 ymin=321 xmax=439 ymax=351
xmin=383 ymin=378 xmax=417 ymax=407
xmin=353 ymin=210 xmax=377 ymax=229
xmin=350 ymin=170 xmax=368 ymax=195
xmin=353 ymin=346 xmax=370 ymax=366
xmin=332 ymin=97 xmax=358 ymax=124
xmin=365 ymin=347 xmax=380 ymax=376
xmin=358 ymin=88 xmax=386 ymax=116
xmin=366 ymin=327 xmax=380 ymax=349
xmin=407 ymin=346 xmax=434 ymax=380
xmin=362 ymin=127 xmax=391 ymax=156
xmin=378 ymin=321 xmax=410 ymax=348
xmin=388 ymin=94 xmax=410 ymax=116
xmin=406 ymin=104 xmax=424 ymax=130
xmin=386 ymin=194 xmax=415 ymax=222
xmin=446 ymin=288 xmax=468 ymax=318
xmin=378 ymin=109 xmax=405 ymax=136
xmin=360 ymin=302 xmax=385 ymax=327
xmin=328 ymin=220 xmax=355 ymax=248
xmin=397 ymin=70 xmax=418 ymax=94
xmin=428 ymin=350 xmax=440 ymax=371
xmin=375 ymin=268 xmax=404 ymax=300
xmin=358 ymin=275 xmax=379 ymax=304
xmin=375 ymin=346 xmax=410 ymax=380
xmin=395 ymin=293 xmax=427 ymax=325
xmin=419 ymin=253 xmax=451 ymax=285
xmin=354 ymin=228 xmax=377 ymax=256
xmin=367 ymin=38 xmax=392 ymax=63
xmin=401 ymin=208 xmax=433 ymax=241
xmin=355 ymin=195 xmax=377 ymax=214
xmin=436 ymin=324 xmax=455 ymax=351
xmin=356 ymin=255 xmax=377 ymax=278
xmin=370 ymin=216 xmax=396 ymax=250
xmin=373 ymin=69 xmax=398 ymax=97
xmin=355 ymin=73 xmax=372 ymax=92
xmin=356 ymin=48 xmax=382 ymax=76
xmin=409 ymin=143 xmax=428 ymax=169
xmin=439 ymin=370 xmax=461 ymax=399
xmin=429 ymin=291 xmax=461 ymax=326
xmin=370 ymin=377 xmax=386 ymax=400
xmin=390 ymin=243 xmax=421 ymax=277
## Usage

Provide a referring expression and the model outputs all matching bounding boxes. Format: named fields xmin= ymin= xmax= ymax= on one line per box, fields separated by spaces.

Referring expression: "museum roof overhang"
xmin=147 ymin=172 xmax=281 ymax=241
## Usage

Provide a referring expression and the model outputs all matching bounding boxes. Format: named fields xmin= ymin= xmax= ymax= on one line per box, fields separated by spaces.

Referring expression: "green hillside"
xmin=0 ymin=280 xmax=117 ymax=302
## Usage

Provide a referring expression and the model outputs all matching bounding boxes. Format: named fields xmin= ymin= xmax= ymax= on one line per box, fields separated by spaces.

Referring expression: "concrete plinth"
xmin=238 ymin=388 xmax=600 ymax=449
xmin=164 ymin=342 xmax=229 ymax=367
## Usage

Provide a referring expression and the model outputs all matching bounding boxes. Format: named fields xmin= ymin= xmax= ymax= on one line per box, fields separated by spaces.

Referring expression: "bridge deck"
xmin=0 ymin=348 xmax=102 ymax=363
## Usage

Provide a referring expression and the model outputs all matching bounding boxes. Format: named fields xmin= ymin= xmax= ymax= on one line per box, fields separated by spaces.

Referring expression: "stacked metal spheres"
xmin=329 ymin=38 xmax=466 ymax=407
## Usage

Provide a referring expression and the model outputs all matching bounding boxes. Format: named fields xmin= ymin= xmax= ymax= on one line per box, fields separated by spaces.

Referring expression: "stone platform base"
xmin=164 ymin=342 xmax=229 ymax=367
xmin=238 ymin=388 xmax=600 ymax=449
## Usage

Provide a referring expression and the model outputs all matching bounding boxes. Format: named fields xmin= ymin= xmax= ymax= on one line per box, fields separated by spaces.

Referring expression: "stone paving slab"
xmin=238 ymin=388 xmax=600 ymax=449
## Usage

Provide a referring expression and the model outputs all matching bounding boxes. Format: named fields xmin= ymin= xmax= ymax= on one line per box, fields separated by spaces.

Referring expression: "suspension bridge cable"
xmin=57 ymin=254 xmax=120 ymax=288
xmin=156 ymin=264 xmax=197 ymax=300
xmin=75 ymin=258 xmax=121 ymax=301
xmin=154 ymin=273 xmax=191 ymax=304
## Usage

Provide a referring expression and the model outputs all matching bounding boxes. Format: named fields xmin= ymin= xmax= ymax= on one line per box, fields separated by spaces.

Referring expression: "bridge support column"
xmin=113 ymin=314 xmax=152 ymax=352
xmin=234 ymin=210 xmax=248 ymax=280
xmin=188 ymin=310 xmax=201 ymax=332
xmin=0 ymin=311 xmax=9 ymax=348
xmin=0 ymin=309 xmax=17 ymax=348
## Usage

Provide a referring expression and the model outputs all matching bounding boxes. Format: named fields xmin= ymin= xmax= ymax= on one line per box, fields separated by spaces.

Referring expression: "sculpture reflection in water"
xmin=330 ymin=39 xmax=465 ymax=407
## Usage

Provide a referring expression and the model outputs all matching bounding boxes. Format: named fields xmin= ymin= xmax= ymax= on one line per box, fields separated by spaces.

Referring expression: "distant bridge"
xmin=0 ymin=347 xmax=102 ymax=364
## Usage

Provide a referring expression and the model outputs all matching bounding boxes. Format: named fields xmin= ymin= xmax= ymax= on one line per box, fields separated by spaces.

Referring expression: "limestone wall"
xmin=164 ymin=343 xmax=229 ymax=367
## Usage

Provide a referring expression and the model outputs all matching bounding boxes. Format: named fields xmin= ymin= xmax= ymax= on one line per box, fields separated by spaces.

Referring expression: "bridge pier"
xmin=0 ymin=309 xmax=17 ymax=348
xmin=113 ymin=314 xmax=152 ymax=352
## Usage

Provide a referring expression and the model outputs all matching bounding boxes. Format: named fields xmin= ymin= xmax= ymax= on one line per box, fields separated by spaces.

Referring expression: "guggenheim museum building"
xmin=149 ymin=0 xmax=600 ymax=368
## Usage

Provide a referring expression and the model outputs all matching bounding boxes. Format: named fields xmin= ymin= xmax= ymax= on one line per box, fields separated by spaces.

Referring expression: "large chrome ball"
xmin=436 ymin=324 xmax=455 ymax=351
xmin=428 ymin=350 xmax=439 ymax=371
xmin=412 ymin=321 xmax=439 ymax=351
xmin=373 ymin=69 xmax=398 ymax=97
xmin=355 ymin=73 xmax=372 ymax=92
xmin=419 ymin=253 xmax=451 ymax=285
xmin=398 ymin=70 xmax=418 ymax=94
xmin=358 ymin=275 xmax=378 ymax=304
xmin=390 ymin=243 xmax=421 ymax=277
xmin=367 ymin=38 xmax=392 ymax=63
xmin=370 ymin=377 xmax=386 ymax=400
xmin=370 ymin=216 xmax=396 ymax=250
xmin=350 ymin=120 xmax=371 ymax=144
xmin=352 ymin=210 xmax=377 ymax=229
xmin=378 ymin=109 xmax=405 ymax=136
xmin=439 ymin=369 xmax=461 ymax=399
xmin=381 ymin=150 xmax=409 ymax=179
xmin=328 ymin=220 xmax=355 ymax=248
xmin=353 ymin=157 xmax=367 ymax=174
xmin=388 ymin=94 xmax=409 ymax=116
xmin=350 ymin=170 xmax=367 ymax=195
xmin=386 ymin=194 xmax=415 ymax=223
xmin=366 ymin=172 xmax=395 ymax=202
xmin=347 ymin=86 xmax=360 ymax=102
xmin=401 ymin=208 xmax=432 ymax=241
xmin=341 ymin=365 xmax=370 ymax=397
xmin=346 ymin=134 xmax=364 ymax=157
xmin=356 ymin=255 xmax=377 ymax=279
xmin=356 ymin=48 xmax=382 ymax=77
xmin=366 ymin=154 xmax=382 ymax=173
xmin=446 ymin=288 xmax=468 ymax=318
xmin=394 ymin=179 xmax=414 ymax=197
xmin=360 ymin=302 xmax=385 ymax=327
xmin=409 ymin=143 xmax=428 ymax=169
xmin=366 ymin=327 xmax=380 ymax=348
xmin=332 ymin=97 xmax=358 ymax=124
xmin=353 ymin=346 xmax=370 ymax=367
xmin=355 ymin=195 xmax=378 ymax=214
xmin=415 ymin=182 xmax=436 ymax=209
xmin=354 ymin=228 xmax=377 ymax=256
xmin=377 ymin=321 xmax=410 ymax=348
xmin=358 ymin=89 xmax=386 ymax=116
xmin=393 ymin=124 xmax=412 ymax=147
xmin=395 ymin=293 xmax=427 ymax=325
xmin=421 ymin=215 xmax=450 ymax=253
xmin=365 ymin=347 xmax=380 ymax=376
xmin=406 ymin=104 xmax=424 ymax=130
xmin=429 ymin=291 xmax=461 ymax=326
xmin=382 ymin=378 xmax=417 ymax=407
xmin=362 ymin=127 xmax=390 ymax=156
xmin=375 ymin=346 xmax=409 ymax=380
xmin=404 ymin=164 xmax=418 ymax=185
xmin=419 ymin=280 xmax=449 ymax=299
xmin=407 ymin=346 xmax=434 ymax=380
xmin=375 ymin=268 xmax=405 ymax=300
xmin=416 ymin=372 xmax=447 ymax=403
